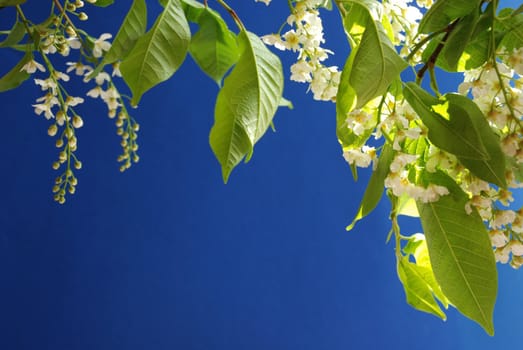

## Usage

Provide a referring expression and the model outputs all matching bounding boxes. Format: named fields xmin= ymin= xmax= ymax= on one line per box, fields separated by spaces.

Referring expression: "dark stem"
xmin=416 ymin=19 xmax=460 ymax=83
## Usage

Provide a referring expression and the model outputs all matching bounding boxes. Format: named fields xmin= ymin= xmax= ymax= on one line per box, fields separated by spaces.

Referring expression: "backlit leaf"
xmin=89 ymin=0 xmax=147 ymax=79
xmin=120 ymin=0 xmax=190 ymax=106
xmin=417 ymin=172 xmax=497 ymax=335
xmin=210 ymin=31 xmax=283 ymax=182
xmin=419 ymin=0 xmax=481 ymax=33
xmin=189 ymin=8 xmax=239 ymax=86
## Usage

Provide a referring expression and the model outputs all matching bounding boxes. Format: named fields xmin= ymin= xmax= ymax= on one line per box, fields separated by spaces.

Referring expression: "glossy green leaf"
xmin=89 ymin=0 xmax=147 ymax=79
xmin=91 ymin=0 xmax=114 ymax=7
xmin=120 ymin=0 xmax=190 ymax=106
xmin=417 ymin=172 xmax=497 ymax=335
xmin=0 ymin=20 xmax=26 ymax=48
xmin=210 ymin=31 xmax=283 ymax=182
xmin=419 ymin=0 xmax=481 ymax=33
xmin=189 ymin=9 xmax=239 ymax=86
xmin=347 ymin=144 xmax=393 ymax=231
xmin=403 ymin=83 xmax=488 ymax=160
xmin=0 ymin=52 xmax=30 ymax=92
xmin=336 ymin=1 xmax=406 ymax=146
xmin=0 ymin=0 xmax=25 ymax=6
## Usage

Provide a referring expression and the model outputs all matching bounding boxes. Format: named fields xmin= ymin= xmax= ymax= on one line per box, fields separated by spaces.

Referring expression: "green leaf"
xmin=179 ymin=0 xmax=206 ymax=22
xmin=0 ymin=0 xmax=25 ymax=6
xmin=103 ymin=0 xmax=147 ymax=64
xmin=445 ymin=94 xmax=507 ymax=187
xmin=417 ymin=172 xmax=497 ymax=335
xmin=0 ymin=20 xmax=26 ymax=48
xmin=403 ymin=234 xmax=449 ymax=308
xmin=457 ymin=9 xmax=498 ymax=71
xmin=418 ymin=0 xmax=481 ymax=33
xmin=210 ymin=31 xmax=284 ymax=182
xmin=347 ymin=144 xmax=393 ymax=231
xmin=90 ymin=0 xmax=114 ymax=7
xmin=403 ymin=83 xmax=488 ymax=160
xmin=189 ymin=8 xmax=239 ymax=86
xmin=437 ymin=11 xmax=479 ymax=71
xmin=120 ymin=0 xmax=190 ymax=106
xmin=498 ymin=13 xmax=523 ymax=51
xmin=398 ymin=257 xmax=447 ymax=320
xmin=0 ymin=52 xmax=30 ymax=92
xmin=336 ymin=1 xmax=406 ymax=146
xmin=89 ymin=0 xmax=147 ymax=79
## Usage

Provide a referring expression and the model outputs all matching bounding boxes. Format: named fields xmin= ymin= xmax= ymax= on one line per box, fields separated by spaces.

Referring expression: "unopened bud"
xmin=78 ymin=12 xmax=88 ymax=21
xmin=72 ymin=115 xmax=83 ymax=128
xmin=48 ymin=124 xmax=58 ymax=136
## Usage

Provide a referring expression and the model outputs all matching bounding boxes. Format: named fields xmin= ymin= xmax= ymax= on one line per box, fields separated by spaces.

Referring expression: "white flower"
xmin=261 ymin=34 xmax=286 ymax=51
xmin=66 ymin=62 xmax=93 ymax=76
xmin=254 ymin=0 xmax=271 ymax=5
xmin=491 ymin=210 xmax=517 ymax=229
xmin=495 ymin=244 xmax=511 ymax=264
xmin=343 ymin=146 xmax=375 ymax=168
xmin=489 ymin=230 xmax=509 ymax=248
xmin=290 ymin=60 xmax=313 ymax=83
xmin=21 ymin=59 xmax=46 ymax=74
xmin=65 ymin=96 xmax=85 ymax=107
xmin=510 ymin=240 xmax=523 ymax=256
xmin=92 ymin=33 xmax=112 ymax=58
xmin=34 ymin=78 xmax=57 ymax=93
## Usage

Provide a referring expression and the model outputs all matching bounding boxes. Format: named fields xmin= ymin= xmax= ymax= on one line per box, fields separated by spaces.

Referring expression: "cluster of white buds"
xmin=87 ymin=64 xmax=140 ymax=172
xmin=262 ymin=0 xmax=340 ymax=102
xmin=15 ymin=1 xmax=140 ymax=202
xmin=25 ymin=66 xmax=84 ymax=204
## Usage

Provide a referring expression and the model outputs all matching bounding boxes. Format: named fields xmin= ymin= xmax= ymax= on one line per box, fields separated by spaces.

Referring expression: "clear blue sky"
xmin=1 ymin=1 xmax=522 ymax=349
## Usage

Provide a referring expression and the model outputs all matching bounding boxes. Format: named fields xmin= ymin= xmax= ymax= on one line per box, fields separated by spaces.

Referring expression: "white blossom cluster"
xmin=261 ymin=0 xmax=340 ymax=102
xmin=382 ymin=0 xmax=427 ymax=60
xmin=19 ymin=1 xmax=138 ymax=202
xmin=456 ymin=48 xmax=523 ymax=267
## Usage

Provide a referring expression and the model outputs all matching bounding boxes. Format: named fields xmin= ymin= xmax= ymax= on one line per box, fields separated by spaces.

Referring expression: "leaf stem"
xmin=416 ymin=19 xmax=460 ymax=84
xmin=215 ymin=0 xmax=245 ymax=32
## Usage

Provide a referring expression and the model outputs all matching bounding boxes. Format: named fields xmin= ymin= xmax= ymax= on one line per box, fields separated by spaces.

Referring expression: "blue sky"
xmin=1 ymin=1 xmax=523 ymax=349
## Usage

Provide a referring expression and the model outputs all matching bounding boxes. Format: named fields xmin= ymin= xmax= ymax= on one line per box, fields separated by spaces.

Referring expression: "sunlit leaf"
xmin=417 ymin=171 xmax=497 ymax=335
xmin=89 ymin=0 xmax=147 ymax=79
xmin=210 ymin=31 xmax=283 ymax=182
xmin=189 ymin=8 xmax=239 ymax=86
xmin=120 ymin=0 xmax=190 ymax=106
xmin=336 ymin=1 xmax=406 ymax=146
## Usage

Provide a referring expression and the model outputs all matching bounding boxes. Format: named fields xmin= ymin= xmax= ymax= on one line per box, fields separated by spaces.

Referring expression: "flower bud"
xmin=48 ymin=124 xmax=58 ymax=137
xmin=78 ymin=12 xmax=88 ymax=21
xmin=72 ymin=115 xmax=84 ymax=128
xmin=52 ymin=161 xmax=60 ymax=170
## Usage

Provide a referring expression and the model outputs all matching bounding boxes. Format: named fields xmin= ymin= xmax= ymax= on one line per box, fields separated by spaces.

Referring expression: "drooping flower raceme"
xmin=262 ymin=0 xmax=341 ymax=102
